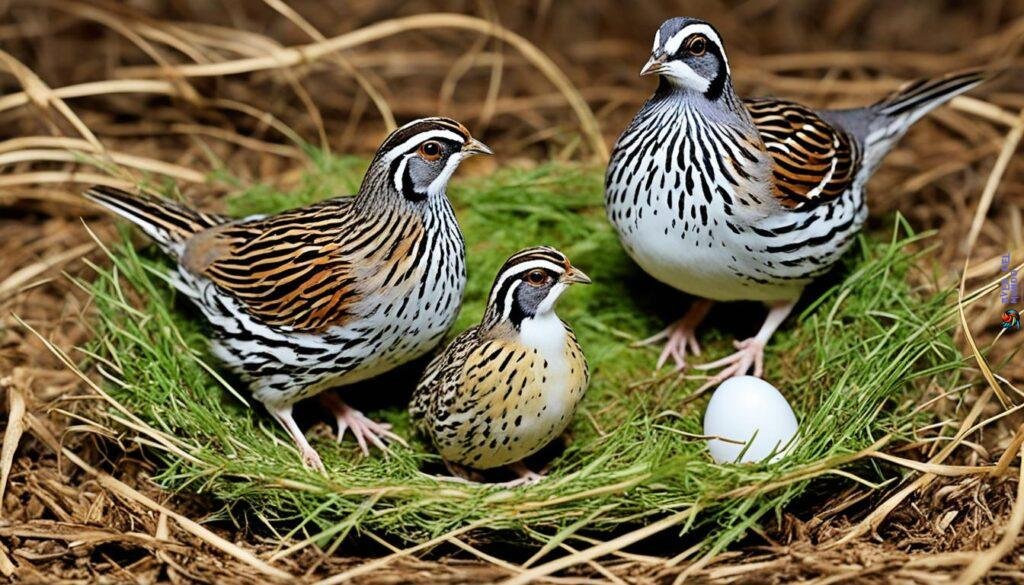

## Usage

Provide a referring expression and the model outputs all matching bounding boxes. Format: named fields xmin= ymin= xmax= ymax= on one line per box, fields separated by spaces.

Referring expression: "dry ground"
xmin=1 ymin=1 xmax=1023 ymax=583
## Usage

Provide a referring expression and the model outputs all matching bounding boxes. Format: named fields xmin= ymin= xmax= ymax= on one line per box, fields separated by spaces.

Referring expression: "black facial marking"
xmin=654 ymin=75 xmax=674 ymax=101
xmin=401 ymin=159 xmax=426 ymax=202
xmin=703 ymin=41 xmax=728 ymax=101
xmin=392 ymin=137 xmax=464 ymax=202
xmin=508 ymin=269 xmax=559 ymax=328
xmin=508 ymin=292 xmax=529 ymax=328
xmin=653 ymin=18 xmax=730 ymax=102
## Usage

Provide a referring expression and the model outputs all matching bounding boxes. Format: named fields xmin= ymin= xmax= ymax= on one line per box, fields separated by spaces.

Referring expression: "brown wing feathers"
xmin=187 ymin=200 xmax=367 ymax=332
xmin=186 ymin=198 xmax=430 ymax=332
xmin=86 ymin=186 xmax=419 ymax=333
xmin=745 ymin=99 xmax=861 ymax=209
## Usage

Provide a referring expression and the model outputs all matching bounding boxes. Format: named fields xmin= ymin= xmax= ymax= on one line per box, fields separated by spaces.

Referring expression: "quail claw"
xmin=322 ymin=393 xmax=407 ymax=456
xmin=269 ymin=404 xmax=327 ymax=473
xmin=693 ymin=338 xmax=766 ymax=389
xmin=638 ymin=300 xmax=712 ymax=372
xmin=497 ymin=462 xmax=544 ymax=487
xmin=301 ymin=448 xmax=326 ymax=473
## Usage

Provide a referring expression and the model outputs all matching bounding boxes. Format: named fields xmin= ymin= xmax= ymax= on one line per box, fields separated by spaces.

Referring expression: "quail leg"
xmin=320 ymin=392 xmax=407 ymax=456
xmin=424 ymin=460 xmax=485 ymax=484
xmin=636 ymin=299 xmax=713 ymax=370
xmin=694 ymin=300 xmax=795 ymax=389
xmin=428 ymin=461 xmax=542 ymax=486
xmin=269 ymin=405 xmax=324 ymax=472
xmin=497 ymin=462 xmax=544 ymax=487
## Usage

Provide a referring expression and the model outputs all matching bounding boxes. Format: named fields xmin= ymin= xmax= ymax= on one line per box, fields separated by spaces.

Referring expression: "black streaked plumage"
xmin=85 ymin=117 xmax=492 ymax=470
xmin=606 ymin=16 xmax=985 ymax=383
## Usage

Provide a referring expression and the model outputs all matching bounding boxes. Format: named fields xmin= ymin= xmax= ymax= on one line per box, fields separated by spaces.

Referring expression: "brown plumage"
xmin=178 ymin=197 xmax=430 ymax=332
xmin=745 ymin=99 xmax=860 ymax=209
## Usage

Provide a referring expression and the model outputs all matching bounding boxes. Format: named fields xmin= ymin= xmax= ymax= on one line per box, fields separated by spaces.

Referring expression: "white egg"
xmin=702 ymin=376 xmax=798 ymax=464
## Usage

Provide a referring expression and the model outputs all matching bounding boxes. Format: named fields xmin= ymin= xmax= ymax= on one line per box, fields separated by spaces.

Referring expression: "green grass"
xmin=84 ymin=156 xmax=964 ymax=555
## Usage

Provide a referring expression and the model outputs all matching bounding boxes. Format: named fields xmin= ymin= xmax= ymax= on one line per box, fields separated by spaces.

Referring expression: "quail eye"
xmin=419 ymin=141 xmax=442 ymax=161
xmin=525 ymin=269 xmax=549 ymax=286
xmin=689 ymin=37 xmax=706 ymax=56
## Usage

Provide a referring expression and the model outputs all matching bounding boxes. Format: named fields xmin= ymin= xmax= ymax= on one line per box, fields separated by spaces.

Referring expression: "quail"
xmin=605 ymin=17 xmax=984 ymax=384
xmin=85 ymin=117 xmax=492 ymax=470
xmin=410 ymin=247 xmax=591 ymax=484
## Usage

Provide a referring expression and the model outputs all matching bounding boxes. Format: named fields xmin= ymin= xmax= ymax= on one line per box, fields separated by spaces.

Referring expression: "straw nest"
xmin=2 ymin=1 xmax=1023 ymax=582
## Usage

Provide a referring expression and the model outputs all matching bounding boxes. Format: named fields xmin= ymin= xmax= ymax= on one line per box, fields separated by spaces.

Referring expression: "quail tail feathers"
xmin=825 ymin=69 xmax=987 ymax=177
xmin=84 ymin=186 xmax=230 ymax=258
xmin=872 ymin=69 xmax=986 ymax=123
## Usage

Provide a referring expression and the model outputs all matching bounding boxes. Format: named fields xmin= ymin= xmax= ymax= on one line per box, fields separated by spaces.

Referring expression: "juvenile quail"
xmin=85 ymin=117 xmax=491 ymax=470
xmin=410 ymin=247 xmax=591 ymax=484
xmin=605 ymin=17 xmax=985 ymax=384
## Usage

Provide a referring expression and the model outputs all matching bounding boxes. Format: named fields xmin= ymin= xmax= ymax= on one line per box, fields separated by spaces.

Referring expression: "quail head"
xmin=410 ymin=247 xmax=591 ymax=485
xmin=85 ymin=117 xmax=492 ymax=471
xmin=605 ymin=17 xmax=984 ymax=386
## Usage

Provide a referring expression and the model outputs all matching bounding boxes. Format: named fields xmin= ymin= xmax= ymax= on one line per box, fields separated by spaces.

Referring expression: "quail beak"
xmin=462 ymin=138 xmax=493 ymax=157
xmin=559 ymin=266 xmax=592 ymax=285
xmin=640 ymin=54 xmax=667 ymax=77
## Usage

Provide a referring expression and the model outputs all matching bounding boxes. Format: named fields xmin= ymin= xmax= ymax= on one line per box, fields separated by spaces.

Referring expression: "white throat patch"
xmin=534 ymin=283 xmax=566 ymax=316
xmin=427 ymin=152 xmax=467 ymax=198
xmin=661 ymin=62 xmax=711 ymax=93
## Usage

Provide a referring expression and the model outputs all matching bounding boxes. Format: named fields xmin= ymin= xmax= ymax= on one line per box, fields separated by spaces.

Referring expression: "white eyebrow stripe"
xmin=500 ymin=280 xmax=522 ymax=321
xmin=382 ymin=129 xmax=466 ymax=163
xmin=488 ymin=259 xmax=565 ymax=305
xmin=652 ymin=28 xmax=661 ymax=52
xmin=663 ymin=30 xmax=685 ymax=55
xmin=663 ymin=23 xmax=729 ymax=72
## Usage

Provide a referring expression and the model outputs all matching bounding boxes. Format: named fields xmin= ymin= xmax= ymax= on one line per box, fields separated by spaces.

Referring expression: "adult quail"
xmin=86 ymin=117 xmax=491 ymax=470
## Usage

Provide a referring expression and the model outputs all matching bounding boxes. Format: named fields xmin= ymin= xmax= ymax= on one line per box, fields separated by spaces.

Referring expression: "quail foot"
xmin=85 ymin=117 xmax=491 ymax=471
xmin=605 ymin=17 xmax=984 ymax=386
xmin=410 ymin=247 xmax=591 ymax=486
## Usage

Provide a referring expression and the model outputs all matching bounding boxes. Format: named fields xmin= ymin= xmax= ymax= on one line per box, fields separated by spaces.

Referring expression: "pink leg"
xmin=694 ymin=300 xmax=796 ymax=389
xmin=424 ymin=460 xmax=483 ymax=484
xmin=320 ymin=392 xmax=407 ymax=456
xmin=269 ymin=405 xmax=324 ymax=472
xmin=636 ymin=299 xmax=713 ymax=370
xmin=497 ymin=461 xmax=544 ymax=487
xmin=425 ymin=460 xmax=542 ymax=487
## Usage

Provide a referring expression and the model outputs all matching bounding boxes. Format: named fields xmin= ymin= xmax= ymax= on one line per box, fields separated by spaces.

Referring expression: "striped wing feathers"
xmin=409 ymin=326 xmax=483 ymax=427
xmin=415 ymin=336 xmax=536 ymax=465
xmin=181 ymin=197 xmax=383 ymax=333
xmin=411 ymin=330 xmax=526 ymax=427
xmin=745 ymin=98 xmax=860 ymax=209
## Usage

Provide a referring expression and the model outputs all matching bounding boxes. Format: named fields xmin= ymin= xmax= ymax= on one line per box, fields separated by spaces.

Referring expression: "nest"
xmin=2 ymin=1 xmax=1023 ymax=582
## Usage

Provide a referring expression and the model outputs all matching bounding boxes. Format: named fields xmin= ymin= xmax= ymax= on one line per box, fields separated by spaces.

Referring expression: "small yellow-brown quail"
xmin=410 ymin=247 xmax=590 ymax=484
